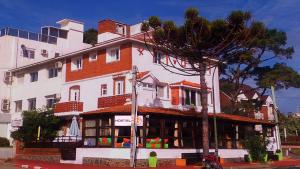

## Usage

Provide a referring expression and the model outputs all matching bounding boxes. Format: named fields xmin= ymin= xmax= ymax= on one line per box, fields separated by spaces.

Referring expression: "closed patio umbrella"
xmin=69 ymin=116 xmax=80 ymax=136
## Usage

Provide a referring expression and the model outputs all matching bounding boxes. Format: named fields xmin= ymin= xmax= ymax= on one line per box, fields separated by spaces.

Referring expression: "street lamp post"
xmin=130 ymin=65 xmax=138 ymax=168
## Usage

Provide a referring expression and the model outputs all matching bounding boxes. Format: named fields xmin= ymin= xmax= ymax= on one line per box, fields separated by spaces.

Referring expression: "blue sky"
xmin=0 ymin=0 xmax=300 ymax=113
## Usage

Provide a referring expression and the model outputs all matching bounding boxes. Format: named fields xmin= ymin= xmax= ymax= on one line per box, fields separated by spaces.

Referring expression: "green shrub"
xmin=242 ymin=135 xmax=268 ymax=162
xmin=0 ymin=137 xmax=10 ymax=147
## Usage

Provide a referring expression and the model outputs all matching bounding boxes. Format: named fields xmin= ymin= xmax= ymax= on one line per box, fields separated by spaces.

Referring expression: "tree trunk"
xmin=200 ymin=65 xmax=209 ymax=156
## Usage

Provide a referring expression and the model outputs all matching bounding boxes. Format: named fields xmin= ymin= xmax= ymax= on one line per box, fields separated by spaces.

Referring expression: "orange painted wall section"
xmin=260 ymin=106 xmax=269 ymax=120
xmin=98 ymin=20 xmax=116 ymax=34
xmin=171 ymin=87 xmax=180 ymax=105
xmin=66 ymin=43 xmax=132 ymax=82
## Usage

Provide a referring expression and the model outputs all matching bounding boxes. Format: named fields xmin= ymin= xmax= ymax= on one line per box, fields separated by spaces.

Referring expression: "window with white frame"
xmin=71 ymin=57 xmax=83 ymax=71
xmin=101 ymin=84 xmax=107 ymax=96
xmin=106 ymin=48 xmax=120 ymax=63
xmin=184 ymin=89 xmax=200 ymax=106
xmin=45 ymin=95 xmax=56 ymax=108
xmin=89 ymin=52 xmax=97 ymax=62
xmin=21 ymin=46 xmax=35 ymax=59
xmin=48 ymin=67 xmax=58 ymax=78
xmin=142 ymin=82 xmax=154 ymax=89
xmin=28 ymin=98 xmax=36 ymax=110
xmin=15 ymin=100 xmax=22 ymax=112
xmin=115 ymin=80 xmax=124 ymax=95
xmin=30 ymin=72 xmax=38 ymax=82
xmin=154 ymin=51 xmax=162 ymax=64
xmin=156 ymin=85 xmax=164 ymax=98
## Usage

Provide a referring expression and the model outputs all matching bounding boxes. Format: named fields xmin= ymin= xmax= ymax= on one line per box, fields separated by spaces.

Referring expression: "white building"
xmin=8 ymin=19 xmax=277 ymax=166
xmin=0 ymin=19 xmax=91 ymax=140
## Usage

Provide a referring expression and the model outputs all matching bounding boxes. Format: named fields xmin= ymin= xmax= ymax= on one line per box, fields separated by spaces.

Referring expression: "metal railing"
xmin=0 ymin=27 xmax=57 ymax=44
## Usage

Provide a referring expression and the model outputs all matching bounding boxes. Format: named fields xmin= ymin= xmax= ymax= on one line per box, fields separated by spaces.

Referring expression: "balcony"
xmin=98 ymin=94 xmax=131 ymax=108
xmin=0 ymin=27 xmax=57 ymax=44
xmin=54 ymin=101 xmax=83 ymax=113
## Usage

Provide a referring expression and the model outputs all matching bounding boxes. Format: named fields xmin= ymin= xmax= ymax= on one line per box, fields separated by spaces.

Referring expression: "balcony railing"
xmin=54 ymin=101 xmax=83 ymax=113
xmin=98 ymin=94 xmax=132 ymax=108
xmin=0 ymin=27 xmax=57 ymax=44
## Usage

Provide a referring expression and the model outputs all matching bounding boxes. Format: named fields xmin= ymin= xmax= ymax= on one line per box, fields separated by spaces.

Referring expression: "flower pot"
xmin=275 ymin=152 xmax=283 ymax=161
xmin=263 ymin=154 xmax=268 ymax=162
xmin=148 ymin=156 xmax=158 ymax=167
xmin=244 ymin=154 xmax=252 ymax=163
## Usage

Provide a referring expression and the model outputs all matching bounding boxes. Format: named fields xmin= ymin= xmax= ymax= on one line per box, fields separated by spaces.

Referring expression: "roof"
xmin=82 ymin=105 xmax=273 ymax=125
xmin=137 ymin=71 xmax=150 ymax=79
xmin=170 ymin=80 xmax=211 ymax=90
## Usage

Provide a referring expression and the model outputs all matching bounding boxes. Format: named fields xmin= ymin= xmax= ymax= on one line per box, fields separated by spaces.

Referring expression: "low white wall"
xmin=0 ymin=147 xmax=14 ymax=159
xmin=75 ymin=148 xmax=248 ymax=164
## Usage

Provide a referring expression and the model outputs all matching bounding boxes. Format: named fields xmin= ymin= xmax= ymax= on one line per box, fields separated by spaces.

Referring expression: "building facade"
xmin=8 ymin=19 xmax=277 ymax=165
xmin=0 ymin=19 xmax=90 ymax=140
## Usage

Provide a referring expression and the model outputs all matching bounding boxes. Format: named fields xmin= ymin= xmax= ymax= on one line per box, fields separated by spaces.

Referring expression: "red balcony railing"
xmin=98 ymin=94 xmax=132 ymax=108
xmin=54 ymin=101 xmax=83 ymax=113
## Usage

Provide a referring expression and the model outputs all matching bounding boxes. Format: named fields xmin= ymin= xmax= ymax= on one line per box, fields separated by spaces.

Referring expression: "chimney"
xmin=97 ymin=19 xmax=129 ymax=43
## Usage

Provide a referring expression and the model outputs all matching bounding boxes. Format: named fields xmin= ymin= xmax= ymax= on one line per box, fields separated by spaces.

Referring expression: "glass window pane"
xmin=29 ymin=33 xmax=39 ymax=41
xmin=84 ymin=138 xmax=96 ymax=146
xmin=49 ymin=27 xmax=59 ymax=37
xmin=19 ymin=30 xmax=28 ymax=39
xmin=42 ymin=27 xmax=48 ymax=35
xmin=85 ymin=120 xmax=96 ymax=127
xmin=85 ymin=129 xmax=96 ymax=136
xmin=48 ymin=36 xmax=57 ymax=44
xmin=58 ymin=29 xmax=68 ymax=39
xmin=7 ymin=28 xmax=18 ymax=36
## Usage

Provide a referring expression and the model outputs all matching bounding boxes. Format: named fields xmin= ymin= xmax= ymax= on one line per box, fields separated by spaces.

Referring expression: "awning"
xmin=82 ymin=105 xmax=274 ymax=125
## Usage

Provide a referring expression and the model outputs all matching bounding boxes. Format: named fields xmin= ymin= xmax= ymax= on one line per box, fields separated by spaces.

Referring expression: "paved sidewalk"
xmin=3 ymin=158 xmax=300 ymax=169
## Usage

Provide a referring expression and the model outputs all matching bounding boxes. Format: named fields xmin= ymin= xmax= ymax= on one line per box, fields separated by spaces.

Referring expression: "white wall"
xmin=75 ymin=148 xmax=248 ymax=164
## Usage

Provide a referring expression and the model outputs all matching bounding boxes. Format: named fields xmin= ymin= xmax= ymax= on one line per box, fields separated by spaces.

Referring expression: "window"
xmin=154 ymin=51 xmax=162 ymax=64
xmin=84 ymin=120 xmax=97 ymax=147
xmin=15 ymin=100 xmax=22 ymax=112
xmin=48 ymin=68 xmax=58 ymax=78
xmin=156 ymin=86 xmax=164 ymax=98
xmin=21 ymin=47 xmax=35 ymax=59
xmin=46 ymin=95 xmax=56 ymax=108
xmin=142 ymin=83 xmax=154 ymax=89
xmin=181 ymin=121 xmax=194 ymax=148
xmin=164 ymin=119 xmax=180 ymax=148
xmin=89 ymin=52 xmax=97 ymax=62
xmin=101 ymin=84 xmax=107 ymax=96
xmin=28 ymin=98 xmax=36 ymax=110
xmin=70 ymin=86 xmax=80 ymax=101
xmin=106 ymin=48 xmax=120 ymax=63
xmin=98 ymin=117 xmax=112 ymax=146
xmin=71 ymin=57 xmax=82 ymax=71
xmin=30 ymin=72 xmax=38 ymax=82
xmin=184 ymin=89 xmax=198 ymax=106
xmin=116 ymin=25 xmax=125 ymax=35
xmin=115 ymin=80 xmax=124 ymax=95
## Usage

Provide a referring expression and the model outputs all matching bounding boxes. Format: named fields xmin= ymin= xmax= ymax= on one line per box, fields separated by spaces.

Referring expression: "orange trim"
xmin=82 ymin=105 xmax=274 ymax=125
xmin=170 ymin=80 xmax=211 ymax=90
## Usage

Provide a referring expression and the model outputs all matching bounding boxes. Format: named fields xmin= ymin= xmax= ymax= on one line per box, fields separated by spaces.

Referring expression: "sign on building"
xmin=115 ymin=115 xmax=143 ymax=126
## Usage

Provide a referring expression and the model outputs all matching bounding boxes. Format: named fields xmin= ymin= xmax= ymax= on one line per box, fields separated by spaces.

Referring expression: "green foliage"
xmin=255 ymin=63 xmax=300 ymax=90
xmin=278 ymin=112 xmax=300 ymax=136
xmin=242 ymin=135 xmax=268 ymax=162
xmin=83 ymin=28 xmax=98 ymax=45
xmin=0 ymin=137 xmax=10 ymax=147
xmin=11 ymin=109 xmax=62 ymax=144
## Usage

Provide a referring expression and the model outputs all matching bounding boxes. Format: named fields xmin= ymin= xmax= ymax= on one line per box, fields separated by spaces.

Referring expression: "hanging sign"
xmin=11 ymin=119 xmax=23 ymax=127
xmin=115 ymin=115 xmax=143 ymax=126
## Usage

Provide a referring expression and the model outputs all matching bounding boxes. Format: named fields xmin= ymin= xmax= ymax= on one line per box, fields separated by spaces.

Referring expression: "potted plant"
xmin=275 ymin=149 xmax=283 ymax=161
xmin=148 ymin=151 xmax=158 ymax=167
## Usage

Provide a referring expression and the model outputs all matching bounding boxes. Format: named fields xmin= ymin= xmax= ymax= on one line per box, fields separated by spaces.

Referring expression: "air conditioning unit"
xmin=54 ymin=53 xmax=60 ymax=58
xmin=1 ymin=99 xmax=10 ymax=111
xmin=55 ymin=93 xmax=61 ymax=100
xmin=54 ymin=61 xmax=63 ymax=69
xmin=41 ymin=49 xmax=48 ymax=57
xmin=3 ymin=71 xmax=12 ymax=84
